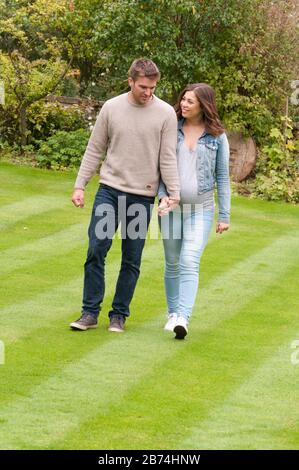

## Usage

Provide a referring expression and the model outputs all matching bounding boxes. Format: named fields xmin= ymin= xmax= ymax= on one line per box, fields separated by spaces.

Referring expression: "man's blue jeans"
xmin=82 ymin=184 xmax=154 ymax=319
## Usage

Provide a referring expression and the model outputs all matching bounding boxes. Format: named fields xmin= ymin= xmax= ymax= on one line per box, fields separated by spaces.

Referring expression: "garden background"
xmin=0 ymin=0 xmax=299 ymax=450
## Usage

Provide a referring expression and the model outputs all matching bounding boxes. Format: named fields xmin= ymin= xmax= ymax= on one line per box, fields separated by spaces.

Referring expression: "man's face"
xmin=128 ymin=76 xmax=157 ymax=105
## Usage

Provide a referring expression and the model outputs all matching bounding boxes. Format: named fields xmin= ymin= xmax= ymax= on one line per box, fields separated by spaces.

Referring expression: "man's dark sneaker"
xmin=70 ymin=313 xmax=98 ymax=331
xmin=108 ymin=314 xmax=125 ymax=333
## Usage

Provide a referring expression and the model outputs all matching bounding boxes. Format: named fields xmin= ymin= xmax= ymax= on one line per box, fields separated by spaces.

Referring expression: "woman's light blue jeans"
xmin=159 ymin=204 xmax=214 ymax=321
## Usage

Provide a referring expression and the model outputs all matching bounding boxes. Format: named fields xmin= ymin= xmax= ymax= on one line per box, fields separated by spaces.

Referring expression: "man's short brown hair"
xmin=128 ymin=58 xmax=160 ymax=81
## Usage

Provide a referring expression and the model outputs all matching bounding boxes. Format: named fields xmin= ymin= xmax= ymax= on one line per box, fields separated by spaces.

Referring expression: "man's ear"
xmin=128 ymin=77 xmax=134 ymax=89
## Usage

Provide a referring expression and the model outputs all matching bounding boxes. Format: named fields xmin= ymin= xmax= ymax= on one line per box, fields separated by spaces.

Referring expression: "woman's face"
xmin=180 ymin=90 xmax=201 ymax=120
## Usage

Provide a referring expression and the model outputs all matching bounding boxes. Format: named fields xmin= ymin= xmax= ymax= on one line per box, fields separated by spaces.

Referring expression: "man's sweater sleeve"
xmin=159 ymin=110 xmax=180 ymax=200
xmin=157 ymin=179 xmax=168 ymax=200
xmin=74 ymin=103 xmax=109 ymax=189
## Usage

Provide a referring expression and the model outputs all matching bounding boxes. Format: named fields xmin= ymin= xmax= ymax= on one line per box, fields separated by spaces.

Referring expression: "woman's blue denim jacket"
xmin=158 ymin=119 xmax=231 ymax=223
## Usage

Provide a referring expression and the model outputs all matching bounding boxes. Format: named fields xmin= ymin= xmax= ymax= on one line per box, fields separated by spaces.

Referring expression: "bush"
xmin=36 ymin=129 xmax=90 ymax=170
xmin=0 ymin=104 xmax=19 ymax=146
xmin=0 ymin=100 xmax=88 ymax=148
xmin=27 ymin=101 xmax=87 ymax=146
xmin=249 ymin=171 xmax=299 ymax=203
xmin=240 ymin=118 xmax=299 ymax=203
xmin=60 ymin=76 xmax=80 ymax=97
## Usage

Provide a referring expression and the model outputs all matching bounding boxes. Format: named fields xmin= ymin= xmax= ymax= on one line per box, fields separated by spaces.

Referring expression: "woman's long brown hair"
xmin=174 ymin=83 xmax=225 ymax=137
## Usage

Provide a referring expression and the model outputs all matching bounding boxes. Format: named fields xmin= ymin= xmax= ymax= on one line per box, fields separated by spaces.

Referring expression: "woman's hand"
xmin=216 ymin=222 xmax=229 ymax=234
xmin=158 ymin=196 xmax=170 ymax=216
xmin=158 ymin=197 xmax=180 ymax=216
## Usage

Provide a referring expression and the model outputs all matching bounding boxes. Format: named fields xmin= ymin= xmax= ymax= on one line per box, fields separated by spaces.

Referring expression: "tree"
xmin=47 ymin=0 xmax=109 ymax=95
xmin=0 ymin=0 xmax=72 ymax=148
xmin=1 ymin=0 xmax=298 ymax=147
xmin=88 ymin=0 xmax=299 ymax=141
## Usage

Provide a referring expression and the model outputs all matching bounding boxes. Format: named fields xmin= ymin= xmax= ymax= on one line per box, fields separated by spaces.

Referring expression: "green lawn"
xmin=0 ymin=162 xmax=299 ymax=450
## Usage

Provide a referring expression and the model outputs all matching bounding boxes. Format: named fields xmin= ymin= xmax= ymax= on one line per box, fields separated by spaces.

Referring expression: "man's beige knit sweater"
xmin=75 ymin=93 xmax=180 ymax=199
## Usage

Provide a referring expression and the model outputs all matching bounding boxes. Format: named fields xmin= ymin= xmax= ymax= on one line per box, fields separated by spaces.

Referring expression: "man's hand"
xmin=72 ymin=189 xmax=85 ymax=208
xmin=216 ymin=222 xmax=229 ymax=234
xmin=158 ymin=196 xmax=180 ymax=216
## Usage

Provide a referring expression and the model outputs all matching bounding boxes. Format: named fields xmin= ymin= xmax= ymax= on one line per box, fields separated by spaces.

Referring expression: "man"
xmin=70 ymin=58 xmax=180 ymax=333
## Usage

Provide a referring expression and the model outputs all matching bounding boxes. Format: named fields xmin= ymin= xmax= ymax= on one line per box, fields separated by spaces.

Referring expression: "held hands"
xmin=158 ymin=196 xmax=180 ymax=216
xmin=72 ymin=189 xmax=85 ymax=208
xmin=216 ymin=222 xmax=229 ymax=234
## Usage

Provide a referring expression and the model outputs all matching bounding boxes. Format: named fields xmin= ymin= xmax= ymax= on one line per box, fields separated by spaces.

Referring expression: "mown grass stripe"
xmin=0 ymin=199 xmax=159 ymax=256
xmin=0 ymin=162 xmax=76 ymax=195
xmin=1 ymin=231 xmax=298 ymax=341
xmin=1 ymin=162 xmax=299 ymax=450
xmin=0 ymin=196 xmax=70 ymax=230
xmin=0 ymin=319 xmax=176 ymax=450
xmin=0 ymin=204 xmax=160 ymax=272
xmin=0 ymin=232 xmax=298 ymax=449
xmin=0 ymin=223 xmax=87 ymax=276
xmin=0 ymin=242 xmax=164 ymax=408
xmin=0 ymin=229 xmax=284 ymax=411
xmin=181 ymin=333 xmax=299 ymax=450
xmin=193 ymin=232 xmax=299 ymax=331
xmin=0 ymin=241 xmax=163 ymax=342
xmin=62 ymin=260 xmax=299 ymax=450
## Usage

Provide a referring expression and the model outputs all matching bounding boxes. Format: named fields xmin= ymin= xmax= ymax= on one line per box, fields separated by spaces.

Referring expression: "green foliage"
xmin=0 ymin=96 xmax=87 ymax=147
xmin=27 ymin=101 xmax=87 ymax=145
xmin=36 ymin=128 xmax=89 ymax=169
xmin=1 ymin=0 xmax=298 ymax=145
xmin=60 ymin=76 xmax=80 ymax=97
xmin=241 ymin=118 xmax=299 ymax=203
xmin=0 ymin=102 xmax=18 ymax=145
xmin=1 ymin=0 xmax=299 ymax=204
xmin=86 ymin=0 xmax=298 ymax=143
xmin=0 ymin=1 xmax=72 ymax=147
xmin=250 ymin=171 xmax=299 ymax=204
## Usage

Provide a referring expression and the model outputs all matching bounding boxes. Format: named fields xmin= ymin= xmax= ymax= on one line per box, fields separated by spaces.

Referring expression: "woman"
xmin=158 ymin=83 xmax=230 ymax=339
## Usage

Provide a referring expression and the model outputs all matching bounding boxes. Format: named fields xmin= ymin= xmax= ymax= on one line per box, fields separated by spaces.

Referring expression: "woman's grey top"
xmin=178 ymin=141 xmax=214 ymax=210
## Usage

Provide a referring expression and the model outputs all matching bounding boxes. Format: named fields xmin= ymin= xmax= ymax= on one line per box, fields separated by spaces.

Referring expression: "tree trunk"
xmin=19 ymin=105 xmax=27 ymax=152
xmin=228 ymin=132 xmax=257 ymax=182
xmin=78 ymin=59 xmax=93 ymax=96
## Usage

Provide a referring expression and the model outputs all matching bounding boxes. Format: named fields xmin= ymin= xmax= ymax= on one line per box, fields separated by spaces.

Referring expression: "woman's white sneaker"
xmin=174 ymin=316 xmax=188 ymax=339
xmin=164 ymin=313 xmax=177 ymax=332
